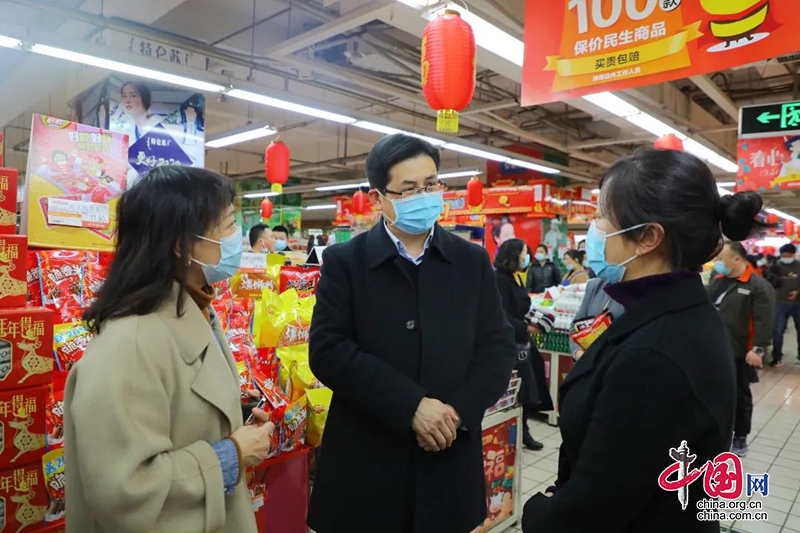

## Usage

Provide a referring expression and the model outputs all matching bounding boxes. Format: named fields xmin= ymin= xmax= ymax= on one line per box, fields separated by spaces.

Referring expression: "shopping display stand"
xmin=538 ymin=350 xmax=574 ymax=426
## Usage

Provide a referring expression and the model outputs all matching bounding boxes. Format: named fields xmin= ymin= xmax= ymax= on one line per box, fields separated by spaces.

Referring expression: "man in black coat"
xmin=308 ymin=134 xmax=517 ymax=533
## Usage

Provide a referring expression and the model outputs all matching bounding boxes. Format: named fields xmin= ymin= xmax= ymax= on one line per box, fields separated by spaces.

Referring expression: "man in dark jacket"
xmin=708 ymin=242 xmax=775 ymax=457
xmin=769 ymin=243 xmax=800 ymax=366
xmin=308 ymin=134 xmax=517 ymax=533
xmin=526 ymin=245 xmax=562 ymax=294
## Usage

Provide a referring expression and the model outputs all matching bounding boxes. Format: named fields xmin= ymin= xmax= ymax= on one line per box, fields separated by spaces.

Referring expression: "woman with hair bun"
xmin=523 ymin=149 xmax=766 ymax=533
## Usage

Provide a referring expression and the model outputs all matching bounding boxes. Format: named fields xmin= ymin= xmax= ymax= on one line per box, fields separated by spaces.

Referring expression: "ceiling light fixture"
xmin=767 ymin=208 xmax=800 ymax=225
xmin=205 ymin=124 xmax=277 ymax=148
xmin=443 ymin=143 xmax=510 ymax=163
xmin=439 ymin=169 xmax=481 ymax=179
xmin=352 ymin=121 xmax=446 ymax=146
xmin=315 ymin=182 xmax=370 ymax=192
xmin=228 ymin=89 xmax=356 ymax=124
xmin=507 ymin=158 xmax=561 ymax=175
xmin=717 ymin=181 xmax=736 ymax=187
xmin=305 ymin=204 xmax=338 ymax=210
xmin=243 ymin=191 xmax=280 ymax=199
xmin=0 ymin=36 xmax=22 ymax=49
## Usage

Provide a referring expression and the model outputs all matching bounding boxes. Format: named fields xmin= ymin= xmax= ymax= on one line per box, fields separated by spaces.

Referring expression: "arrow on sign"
xmin=758 ymin=111 xmax=781 ymax=124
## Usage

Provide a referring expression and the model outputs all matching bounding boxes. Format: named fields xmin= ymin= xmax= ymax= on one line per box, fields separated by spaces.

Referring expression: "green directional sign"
xmin=740 ymin=100 xmax=800 ymax=139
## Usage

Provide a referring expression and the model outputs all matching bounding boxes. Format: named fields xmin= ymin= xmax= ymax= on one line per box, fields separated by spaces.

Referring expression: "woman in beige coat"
xmin=65 ymin=166 xmax=275 ymax=532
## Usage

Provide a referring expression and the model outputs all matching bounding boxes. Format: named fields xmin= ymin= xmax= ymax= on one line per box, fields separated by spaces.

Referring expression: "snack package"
xmin=289 ymin=360 xmax=323 ymax=404
xmin=38 ymin=250 xmax=86 ymax=323
xmin=0 ymin=308 xmax=55 ymax=390
xmin=46 ymin=371 xmax=68 ymax=449
xmin=227 ymin=326 xmax=257 ymax=399
xmin=81 ymin=252 xmax=113 ymax=309
xmin=211 ymin=299 xmax=231 ymax=331
xmin=277 ymin=344 xmax=308 ymax=397
xmin=42 ymin=448 xmax=65 ymax=522
xmin=229 ymin=298 xmax=255 ymax=331
xmin=0 ymin=385 xmax=48 ymax=467
xmin=26 ymin=251 xmax=43 ymax=308
xmin=52 ymin=322 xmax=91 ymax=371
xmin=250 ymin=348 xmax=278 ymax=393
xmin=257 ymin=382 xmax=289 ymax=460
xmin=0 ymin=235 xmax=29 ymax=309
xmin=246 ymin=467 xmax=267 ymax=512
xmin=0 ymin=463 xmax=48 ymax=532
xmin=305 ymin=387 xmax=332 ymax=448
xmin=279 ymin=265 xmax=321 ymax=298
xmin=0 ymin=167 xmax=19 ymax=233
xmin=256 ymin=289 xmax=314 ymax=349
xmin=214 ymin=278 xmax=232 ymax=301
xmin=231 ymin=253 xmax=283 ymax=299
xmin=280 ymin=395 xmax=308 ymax=453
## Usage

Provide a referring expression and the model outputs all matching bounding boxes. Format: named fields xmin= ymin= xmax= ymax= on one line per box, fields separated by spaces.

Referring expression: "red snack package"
xmin=0 ymin=463 xmax=48 ymax=532
xmin=257 ymin=381 xmax=288 ymax=459
xmin=82 ymin=261 xmax=109 ymax=309
xmin=214 ymin=278 xmax=232 ymax=301
xmin=42 ymin=448 xmax=65 ymax=523
xmin=279 ymin=265 xmax=320 ymax=298
xmin=38 ymin=251 xmax=86 ymax=323
xmin=211 ymin=299 xmax=230 ymax=331
xmin=46 ymin=371 xmax=68 ymax=450
xmin=229 ymin=298 xmax=254 ymax=331
xmin=250 ymin=348 xmax=278 ymax=393
xmin=227 ymin=327 xmax=256 ymax=399
xmin=26 ymin=251 xmax=42 ymax=308
xmin=280 ymin=396 xmax=308 ymax=453
xmin=52 ymin=322 xmax=91 ymax=371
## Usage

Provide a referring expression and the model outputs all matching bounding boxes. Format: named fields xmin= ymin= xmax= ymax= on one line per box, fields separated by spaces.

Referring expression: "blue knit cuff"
xmin=212 ymin=438 xmax=240 ymax=496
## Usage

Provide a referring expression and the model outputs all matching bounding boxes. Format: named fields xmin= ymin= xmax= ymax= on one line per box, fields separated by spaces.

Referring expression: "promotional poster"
xmin=471 ymin=418 xmax=518 ymax=533
xmin=74 ymin=77 xmax=205 ymax=187
xmin=523 ymin=0 xmax=800 ymax=106
xmin=22 ymin=115 xmax=129 ymax=251
xmin=736 ymin=136 xmax=800 ymax=191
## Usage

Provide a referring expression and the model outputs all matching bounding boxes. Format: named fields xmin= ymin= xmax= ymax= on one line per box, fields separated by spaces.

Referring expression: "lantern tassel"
xmin=271 ymin=183 xmax=283 ymax=194
xmin=437 ymin=109 xmax=459 ymax=134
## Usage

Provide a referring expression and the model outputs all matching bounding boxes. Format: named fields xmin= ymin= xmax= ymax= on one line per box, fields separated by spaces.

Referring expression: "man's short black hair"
xmin=365 ymin=134 xmax=441 ymax=191
xmin=725 ymin=241 xmax=748 ymax=259
xmin=249 ymin=223 xmax=269 ymax=248
xmin=272 ymin=225 xmax=289 ymax=236
xmin=780 ymin=243 xmax=797 ymax=255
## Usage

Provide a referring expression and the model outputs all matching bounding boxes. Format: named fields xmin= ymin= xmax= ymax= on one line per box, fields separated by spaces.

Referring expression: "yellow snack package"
xmin=289 ymin=360 xmax=323 ymax=403
xmin=256 ymin=289 xmax=312 ymax=348
xmin=305 ymin=387 xmax=332 ymax=448
xmin=281 ymin=395 xmax=308 ymax=453
xmin=230 ymin=252 xmax=284 ymax=299
xmin=277 ymin=344 xmax=308 ymax=397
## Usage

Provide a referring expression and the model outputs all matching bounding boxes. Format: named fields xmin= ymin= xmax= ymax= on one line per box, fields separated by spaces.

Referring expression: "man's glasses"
xmin=382 ymin=181 xmax=444 ymax=198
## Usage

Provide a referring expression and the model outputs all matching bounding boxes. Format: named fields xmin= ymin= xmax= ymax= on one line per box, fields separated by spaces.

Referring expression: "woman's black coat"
xmin=523 ymin=274 xmax=735 ymax=533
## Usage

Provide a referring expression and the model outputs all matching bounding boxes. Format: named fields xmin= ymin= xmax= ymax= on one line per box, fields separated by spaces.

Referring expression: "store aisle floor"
xmin=515 ymin=332 xmax=800 ymax=533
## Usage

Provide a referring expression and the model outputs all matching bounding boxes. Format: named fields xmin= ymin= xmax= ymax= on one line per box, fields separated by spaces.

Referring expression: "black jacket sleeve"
xmin=550 ymin=263 xmax=562 ymax=287
xmin=309 ymin=249 xmax=427 ymax=436
xmin=497 ymin=274 xmax=531 ymax=344
xmin=443 ymin=252 xmax=517 ymax=436
xmin=752 ymin=278 xmax=775 ymax=349
xmin=523 ymin=347 xmax=695 ymax=532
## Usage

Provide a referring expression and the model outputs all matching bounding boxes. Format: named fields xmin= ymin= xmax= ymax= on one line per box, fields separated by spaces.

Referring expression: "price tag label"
xmin=47 ymin=198 xmax=110 ymax=230
xmin=239 ymin=252 xmax=267 ymax=272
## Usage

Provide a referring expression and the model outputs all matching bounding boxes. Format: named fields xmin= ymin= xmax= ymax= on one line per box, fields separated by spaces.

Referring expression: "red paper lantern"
xmin=261 ymin=198 xmax=273 ymax=220
xmin=352 ymin=190 xmax=368 ymax=216
xmin=785 ymin=220 xmax=795 ymax=237
xmin=767 ymin=213 xmax=779 ymax=225
xmin=654 ymin=134 xmax=684 ymax=151
xmin=421 ymin=10 xmax=476 ymax=133
xmin=466 ymin=177 xmax=483 ymax=208
xmin=265 ymin=140 xmax=290 ymax=194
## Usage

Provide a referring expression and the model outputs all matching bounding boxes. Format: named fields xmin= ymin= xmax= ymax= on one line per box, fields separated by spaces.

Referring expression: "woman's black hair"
xmin=494 ymin=238 xmax=526 ymax=273
xmin=564 ymin=249 xmax=583 ymax=264
xmin=121 ymin=81 xmax=152 ymax=111
xmin=599 ymin=149 xmax=766 ymax=271
xmin=84 ymin=166 xmax=235 ymax=333
xmin=535 ymin=244 xmax=548 ymax=255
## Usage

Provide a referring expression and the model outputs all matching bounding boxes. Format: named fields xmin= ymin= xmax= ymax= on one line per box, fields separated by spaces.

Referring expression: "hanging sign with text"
xmin=522 ymin=0 xmax=800 ymax=106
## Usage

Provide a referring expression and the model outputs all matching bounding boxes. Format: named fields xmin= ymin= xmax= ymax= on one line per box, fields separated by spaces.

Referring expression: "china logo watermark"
xmin=657 ymin=441 xmax=770 ymax=522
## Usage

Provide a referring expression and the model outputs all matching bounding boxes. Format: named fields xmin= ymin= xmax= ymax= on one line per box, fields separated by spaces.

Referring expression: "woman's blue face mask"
xmin=585 ymin=221 xmax=646 ymax=284
xmin=193 ymin=228 xmax=243 ymax=285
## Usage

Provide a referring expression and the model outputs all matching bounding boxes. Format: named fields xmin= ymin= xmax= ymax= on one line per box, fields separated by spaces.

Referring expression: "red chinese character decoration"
xmin=654 ymin=134 xmax=684 ymax=152
xmin=421 ymin=10 xmax=476 ymax=133
xmin=658 ymin=450 xmax=744 ymax=501
xmin=264 ymin=140 xmax=290 ymax=194
xmin=785 ymin=220 xmax=795 ymax=238
xmin=260 ymin=198 xmax=273 ymax=220
xmin=466 ymin=177 xmax=483 ymax=211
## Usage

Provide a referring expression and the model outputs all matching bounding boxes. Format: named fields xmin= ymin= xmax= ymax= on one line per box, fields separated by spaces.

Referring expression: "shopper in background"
xmin=249 ymin=223 xmax=276 ymax=253
xmin=272 ymin=225 xmax=290 ymax=252
xmin=308 ymin=134 xmax=516 ymax=533
xmin=527 ymin=244 xmax=562 ymax=294
xmin=494 ymin=238 xmax=545 ymax=451
xmin=561 ymin=249 xmax=590 ymax=286
xmin=65 ymin=167 xmax=274 ymax=533
xmin=769 ymin=243 xmax=800 ymax=366
xmin=568 ymin=277 xmax=625 ymax=362
xmin=523 ymin=149 xmax=764 ymax=533
xmin=708 ymin=242 xmax=774 ymax=457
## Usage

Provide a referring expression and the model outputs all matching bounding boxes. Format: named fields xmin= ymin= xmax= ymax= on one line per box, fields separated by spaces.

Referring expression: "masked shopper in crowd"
xmin=561 ymin=249 xmax=590 ymax=286
xmin=769 ymin=243 xmax=800 ymax=366
xmin=494 ymin=238 xmax=548 ymax=451
xmin=272 ymin=225 xmax=290 ymax=252
xmin=523 ymin=149 xmax=765 ymax=533
xmin=64 ymin=167 xmax=275 ymax=533
xmin=526 ymin=244 xmax=562 ymax=294
xmin=249 ymin=223 xmax=276 ymax=253
xmin=308 ymin=134 xmax=516 ymax=533
xmin=709 ymin=242 xmax=775 ymax=457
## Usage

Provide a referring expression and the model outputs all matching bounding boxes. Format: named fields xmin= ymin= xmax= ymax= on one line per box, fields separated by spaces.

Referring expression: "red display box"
xmin=0 ymin=235 xmax=29 ymax=309
xmin=0 ymin=462 xmax=48 ymax=532
xmin=0 ymin=385 xmax=47 ymax=468
xmin=0 ymin=168 xmax=18 ymax=234
xmin=0 ymin=308 xmax=54 ymax=391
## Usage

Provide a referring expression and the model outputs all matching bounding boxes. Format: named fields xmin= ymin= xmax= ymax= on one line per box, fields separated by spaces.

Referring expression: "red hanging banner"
xmin=522 ymin=0 xmax=800 ymax=106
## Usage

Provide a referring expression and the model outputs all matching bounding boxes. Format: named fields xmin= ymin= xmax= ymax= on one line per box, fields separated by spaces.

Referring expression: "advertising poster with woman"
xmin=74 ymin=77 xmax=205 ymax=187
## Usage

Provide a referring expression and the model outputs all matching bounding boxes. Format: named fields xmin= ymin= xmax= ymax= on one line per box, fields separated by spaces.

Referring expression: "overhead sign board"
xmin=739 ymin=100 xmax=800 ymax=139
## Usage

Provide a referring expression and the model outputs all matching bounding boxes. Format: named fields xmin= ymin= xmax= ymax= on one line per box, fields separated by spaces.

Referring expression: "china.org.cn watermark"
xmin=658 ymin=441 xmax=771 ymax=522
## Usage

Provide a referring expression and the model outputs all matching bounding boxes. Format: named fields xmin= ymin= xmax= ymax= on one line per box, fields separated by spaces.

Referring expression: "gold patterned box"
xmin=0 ymin=309 xmax=54 ymax=391
xmin=0 ymin=236 xmax=28 ymax=309
xmin=0 ymin=386 xmax=47 ymax=469
xmin=0 ymin=462 xmax=48 ymax=531
xmin=0 ymin=169 xmax=17 ymax=235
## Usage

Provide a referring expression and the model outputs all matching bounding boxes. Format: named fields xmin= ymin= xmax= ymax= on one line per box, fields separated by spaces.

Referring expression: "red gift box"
xmin=0 ymin=386 xmax=48 ymax=468
xmin=0 ymin=463 xmax=48 ymax=532
xmin=0 ymin=235 xmax=30 ymax=309
xmin=0 ymin=308 xmax=54 ymax=390
xmin=0 ymin=168 xmax=18 ymax=234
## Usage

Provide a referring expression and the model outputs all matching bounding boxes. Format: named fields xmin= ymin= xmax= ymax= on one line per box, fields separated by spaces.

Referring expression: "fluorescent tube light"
xmin=443 ymin=143 xmax=509 ymax=162
xmin=315 ymin=182 xmax=370 ymax=192
xmin=29 ymin=44 xmax=226 ymax=93
xmin=228 ymin=89 xmax=356 ymax=124
xmin=429 ymin=5 xmax=524 ymax=67
xmin=506 ymin=159 xmax=560 ymax=175
xmin=305 ymin=204 xmax=337 ymax=210
xmin=439 ymin=170 xmax=481 ymax=180
xmin=243 ymin=191 xmax=280 ymax=199
xmin=205 ymin=125 xmax=277 ymax=148
xmin=591 ymin=188 xmax=600 ymax=194
xmin=582 ymin=92 xmax=641 ymax=118
xmin=0 ymin=36 xmax=22 ymax=49
xmin=625 ymin=113 xmax=685 ymax=139
xmin=352 ymin=121 xmax=445 ymax=146
xmin=708 ymin=156 xmax=739 ymax=173
xmin=396 ymin=0 xmax=438 ymax=7
xmin=717 ymin=182 xmax=736 ymax=187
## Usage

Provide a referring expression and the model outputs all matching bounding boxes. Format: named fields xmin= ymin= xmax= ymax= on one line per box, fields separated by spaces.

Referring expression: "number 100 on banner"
xmin=522 ymin=0 xmax=799 ymax=106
